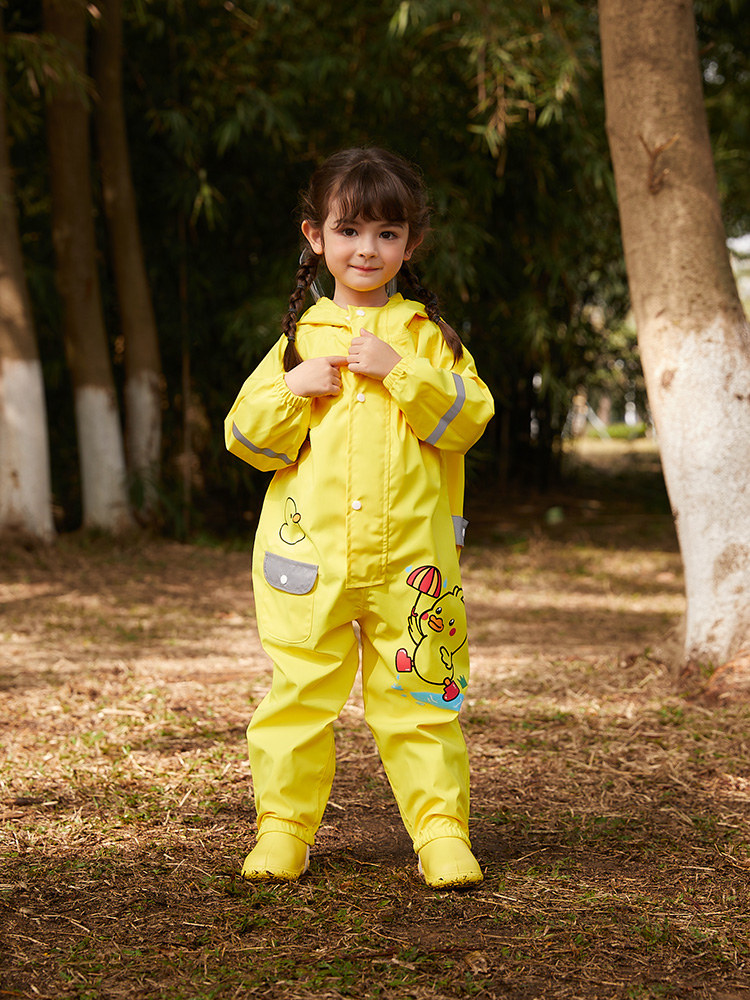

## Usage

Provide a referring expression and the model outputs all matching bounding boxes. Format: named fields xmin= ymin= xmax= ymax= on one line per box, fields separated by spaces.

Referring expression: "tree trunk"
xmin=92 ymin=0 xmax=163 ymax=522
xmin=599 ymin=0 xmax=750 ymax=687
xmin=0 ymin=14 xmax=55 ymax=541
xmin=43 ymin=0 xmax=132 ymax=532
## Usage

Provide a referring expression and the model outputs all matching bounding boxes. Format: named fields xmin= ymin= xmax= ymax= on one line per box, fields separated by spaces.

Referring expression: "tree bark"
xmin=43 ymin=0 xmax=132 ymax=532
xmin=599 ymin=0 xmax=750 ymax=684
xmin=0 ymin=13 xmax=55 ymax=541
xmin=92 ymin=0 xmax=163 ymax=522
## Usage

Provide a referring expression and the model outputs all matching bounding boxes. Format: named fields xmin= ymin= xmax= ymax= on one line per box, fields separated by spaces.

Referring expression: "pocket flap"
xmin=453 ymin=515 xmax=469 ymax=546
xmin=263 ymin=552 xmax=319 ymax=595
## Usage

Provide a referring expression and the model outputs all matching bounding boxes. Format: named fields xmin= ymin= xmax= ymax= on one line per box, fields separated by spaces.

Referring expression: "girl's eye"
xmin=380 ymin=231 xmax=397 ymax=240
xmin=341 ymin=227 xmax=357 ymax=237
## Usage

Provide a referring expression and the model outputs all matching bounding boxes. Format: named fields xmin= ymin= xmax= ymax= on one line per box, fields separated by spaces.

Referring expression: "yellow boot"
xmin=241 ymin=832 xmax=310 ymax=882
xmin=418 ymin=837 xmax=483 ymax=889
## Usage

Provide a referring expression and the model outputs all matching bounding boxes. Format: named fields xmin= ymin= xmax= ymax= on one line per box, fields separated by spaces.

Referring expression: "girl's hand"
xmin=284 ymin=356 xmax=348 ymax=397
xmin=347 ymin=328 xmax=401 ymax=380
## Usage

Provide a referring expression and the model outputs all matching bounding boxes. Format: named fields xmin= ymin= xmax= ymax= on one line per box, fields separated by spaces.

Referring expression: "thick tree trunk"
xmin=43 ymin=0 xmax=132 ymax=532
xmin=93 ymin=0 xmax=163 ymax=522
xmin=0 ymin=17 xmax=55 ymax=541
xmin=599 ymin=0 xmax=750 ymax=686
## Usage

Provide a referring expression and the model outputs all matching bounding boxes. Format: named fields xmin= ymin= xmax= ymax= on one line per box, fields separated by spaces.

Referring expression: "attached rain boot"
xmin=241 ymin=832 xmax=310 ymax=882
xmin=418 ymin=837 xmax=483 ymax=889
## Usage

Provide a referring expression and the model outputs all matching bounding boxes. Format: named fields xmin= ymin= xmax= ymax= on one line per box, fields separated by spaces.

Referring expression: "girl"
xmin=225 ymin=147 xmax=494 ymax=888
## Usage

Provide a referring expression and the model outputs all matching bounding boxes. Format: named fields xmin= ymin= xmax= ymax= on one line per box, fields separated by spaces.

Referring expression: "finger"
xmin=359 ymin=327 xmax=376 ymax=338
xmin=328 ymin=355 xmax=350 ymax=367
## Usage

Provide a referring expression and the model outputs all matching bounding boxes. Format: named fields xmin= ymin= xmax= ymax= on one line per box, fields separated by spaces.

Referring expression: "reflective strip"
xmin=232 ymin=421 xmax=294 ymax=466
xmin=425 ymin=373 xmax=465 ymax=445
xmin=452 ymin=515 xmax=468 ymax=546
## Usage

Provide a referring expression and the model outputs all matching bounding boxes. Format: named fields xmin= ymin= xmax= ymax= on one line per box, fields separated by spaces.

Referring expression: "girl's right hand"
xmin=284 ymin=356 xmax=348 ymax=397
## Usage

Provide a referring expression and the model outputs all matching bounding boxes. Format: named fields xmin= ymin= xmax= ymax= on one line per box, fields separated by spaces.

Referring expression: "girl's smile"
xmin=302 ymin=212 xmax=418 ymax=309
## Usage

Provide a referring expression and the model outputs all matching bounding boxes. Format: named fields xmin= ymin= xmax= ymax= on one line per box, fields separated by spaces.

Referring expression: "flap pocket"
xmin=263 ymin=552 xmax=318 ymax=595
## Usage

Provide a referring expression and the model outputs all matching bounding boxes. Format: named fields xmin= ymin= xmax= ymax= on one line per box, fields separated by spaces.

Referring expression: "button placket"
xmin=345 ymin=303 xmax=387 ymax=587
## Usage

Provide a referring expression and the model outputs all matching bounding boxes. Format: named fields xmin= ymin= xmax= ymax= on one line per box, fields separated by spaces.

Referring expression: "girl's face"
xmin=302 ymin=208 xmax=419 ymax=309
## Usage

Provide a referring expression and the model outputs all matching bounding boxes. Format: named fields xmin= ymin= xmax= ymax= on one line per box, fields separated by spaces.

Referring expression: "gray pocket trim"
xmin=453 ymin=515 xmax=469 ymax=546
xmin=263 ymin=552 xmax=319 ymax=595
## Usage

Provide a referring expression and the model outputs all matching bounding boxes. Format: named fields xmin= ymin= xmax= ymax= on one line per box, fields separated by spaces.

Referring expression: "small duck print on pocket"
xmin=279 ymin=497 xmax=306 ymax=546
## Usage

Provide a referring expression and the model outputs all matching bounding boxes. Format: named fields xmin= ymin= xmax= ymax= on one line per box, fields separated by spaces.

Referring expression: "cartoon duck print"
xmin=395 ymin=565 xmax=468 ymax=702
xmin=279 ymin=497 xmax=306 ymax=545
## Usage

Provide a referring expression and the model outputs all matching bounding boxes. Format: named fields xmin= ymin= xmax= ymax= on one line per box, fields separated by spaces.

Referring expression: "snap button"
xmin=356 ymin=392 xmax=365 ymax=403
xmin=351 ymin=500 xmax=362 ymax=510
xmin=280 ymin=574 xmax=288 ymax=585
xmin=355 ymin=309 xmax=365 ymax=317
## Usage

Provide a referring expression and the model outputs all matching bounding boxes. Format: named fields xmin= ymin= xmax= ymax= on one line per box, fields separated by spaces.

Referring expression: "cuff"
xmin=382 ymin=356 xmax=413 ymax=393
xmin=274 ymin=372 xmax=312 ymax=411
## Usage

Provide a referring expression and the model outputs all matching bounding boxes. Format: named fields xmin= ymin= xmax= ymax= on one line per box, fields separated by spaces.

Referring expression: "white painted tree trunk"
xmin=44 ymin=0 xmax=133 ymax=534
xmin=0 ymin=14 xmax=55 ymax=542
xmin=0 ymin=359 xmax=55 ymax=540
xmin=599 ymin=0 xmax=750 ymax=679
xmin=642 ymin=318 xmax=750 ymax=668
xmin=93 ymin=0 xmax=163 ymax=519
xmin=74 ymin=386 xmax=132 ymax=532
xmin=125 ymin=371 xmax=162 ymax=493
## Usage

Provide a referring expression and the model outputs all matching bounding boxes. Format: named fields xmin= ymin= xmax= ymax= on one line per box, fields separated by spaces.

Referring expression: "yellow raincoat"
xmin=225 ymin=294 xmax=494 ymax=852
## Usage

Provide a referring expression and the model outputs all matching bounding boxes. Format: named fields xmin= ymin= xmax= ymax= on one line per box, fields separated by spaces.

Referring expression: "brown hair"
xmin=282 ymin=147 xmax=463 ymax=370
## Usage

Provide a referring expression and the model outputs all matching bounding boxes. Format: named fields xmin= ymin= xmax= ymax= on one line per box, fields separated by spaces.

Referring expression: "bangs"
xmin=329 ymin=164 xmax=415 ymax=225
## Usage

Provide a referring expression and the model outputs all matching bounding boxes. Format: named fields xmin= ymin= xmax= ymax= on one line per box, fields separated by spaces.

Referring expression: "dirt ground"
xmin=1 ymin=440 xmax=749 ymax=999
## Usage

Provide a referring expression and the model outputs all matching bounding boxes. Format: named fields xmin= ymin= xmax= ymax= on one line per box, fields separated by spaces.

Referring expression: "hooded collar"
xmin=298 ymin=293 xmax=428 ymax=329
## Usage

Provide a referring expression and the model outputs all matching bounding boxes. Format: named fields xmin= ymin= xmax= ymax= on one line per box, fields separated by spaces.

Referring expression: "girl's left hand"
xmin=347 ymin=328 xmax=401 ymax=381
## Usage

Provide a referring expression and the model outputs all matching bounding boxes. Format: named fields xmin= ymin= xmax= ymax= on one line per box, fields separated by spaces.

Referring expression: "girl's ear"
xmin=404 ymin=234 xmax=423 ymax=261
xmin=301 ymin=220 xmax=324 ymax=255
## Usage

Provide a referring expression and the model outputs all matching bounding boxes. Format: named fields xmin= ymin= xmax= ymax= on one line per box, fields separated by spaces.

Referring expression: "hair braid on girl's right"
xmin=400 ymin=263 xmax=464 ymax=362
xmin=281 ymin=253 xmax=320 ymax=371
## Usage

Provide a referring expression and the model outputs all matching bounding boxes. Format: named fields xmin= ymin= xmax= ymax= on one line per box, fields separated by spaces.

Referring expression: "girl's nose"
xmin=357 ymin=239 xmax=378 ymax=258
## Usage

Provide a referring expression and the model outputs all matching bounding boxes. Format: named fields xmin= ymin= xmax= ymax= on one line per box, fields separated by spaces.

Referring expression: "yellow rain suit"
xmin=225 ymin=294 xmax=494 ymax=852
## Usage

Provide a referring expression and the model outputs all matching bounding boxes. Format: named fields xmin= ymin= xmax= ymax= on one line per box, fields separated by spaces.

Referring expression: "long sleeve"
xmin=225 ymin=338 xmax=312 ymax=472
xmin=382 ymin=342 xmax=494 ymax=454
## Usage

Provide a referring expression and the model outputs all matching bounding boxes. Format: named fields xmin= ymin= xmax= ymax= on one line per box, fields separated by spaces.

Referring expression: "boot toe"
xmin=418 ymin=837 xmax=483 ymax=889
xmin=241 ymin=832 xmax=310 ymax=882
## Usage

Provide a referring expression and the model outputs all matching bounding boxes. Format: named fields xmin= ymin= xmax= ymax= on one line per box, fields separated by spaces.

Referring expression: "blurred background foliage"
xmin=2 ymin=0 xmax=749 ymax=537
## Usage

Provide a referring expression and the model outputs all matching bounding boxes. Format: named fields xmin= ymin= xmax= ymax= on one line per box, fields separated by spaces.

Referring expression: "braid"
xmin=281 ymin=253 xmax=320 ymax=371
xmin=400 ymin=263 xmax=464 ymax=362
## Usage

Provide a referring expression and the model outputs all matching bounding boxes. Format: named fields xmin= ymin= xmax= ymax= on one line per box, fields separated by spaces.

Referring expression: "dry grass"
xmin=1 ymin=441 xmax=749 ymax=999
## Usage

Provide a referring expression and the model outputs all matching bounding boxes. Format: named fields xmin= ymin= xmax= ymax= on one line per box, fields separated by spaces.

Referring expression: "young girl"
xmin=225 ymin=147 xmax=494 ymax=888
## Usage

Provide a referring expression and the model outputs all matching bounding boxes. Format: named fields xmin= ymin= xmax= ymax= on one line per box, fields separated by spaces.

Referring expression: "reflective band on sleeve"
xmin=452 ymin=515 xmax=469 ymax=546
xmin=232 ymin=421 xmax=295 ymax=466
xmin=425 ymin=373 xmax=466 ymax=445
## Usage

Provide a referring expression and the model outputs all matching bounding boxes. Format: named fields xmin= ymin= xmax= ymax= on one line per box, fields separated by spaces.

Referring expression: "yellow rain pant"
xmin=249 ymin=552 xmax=472 ymax=853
